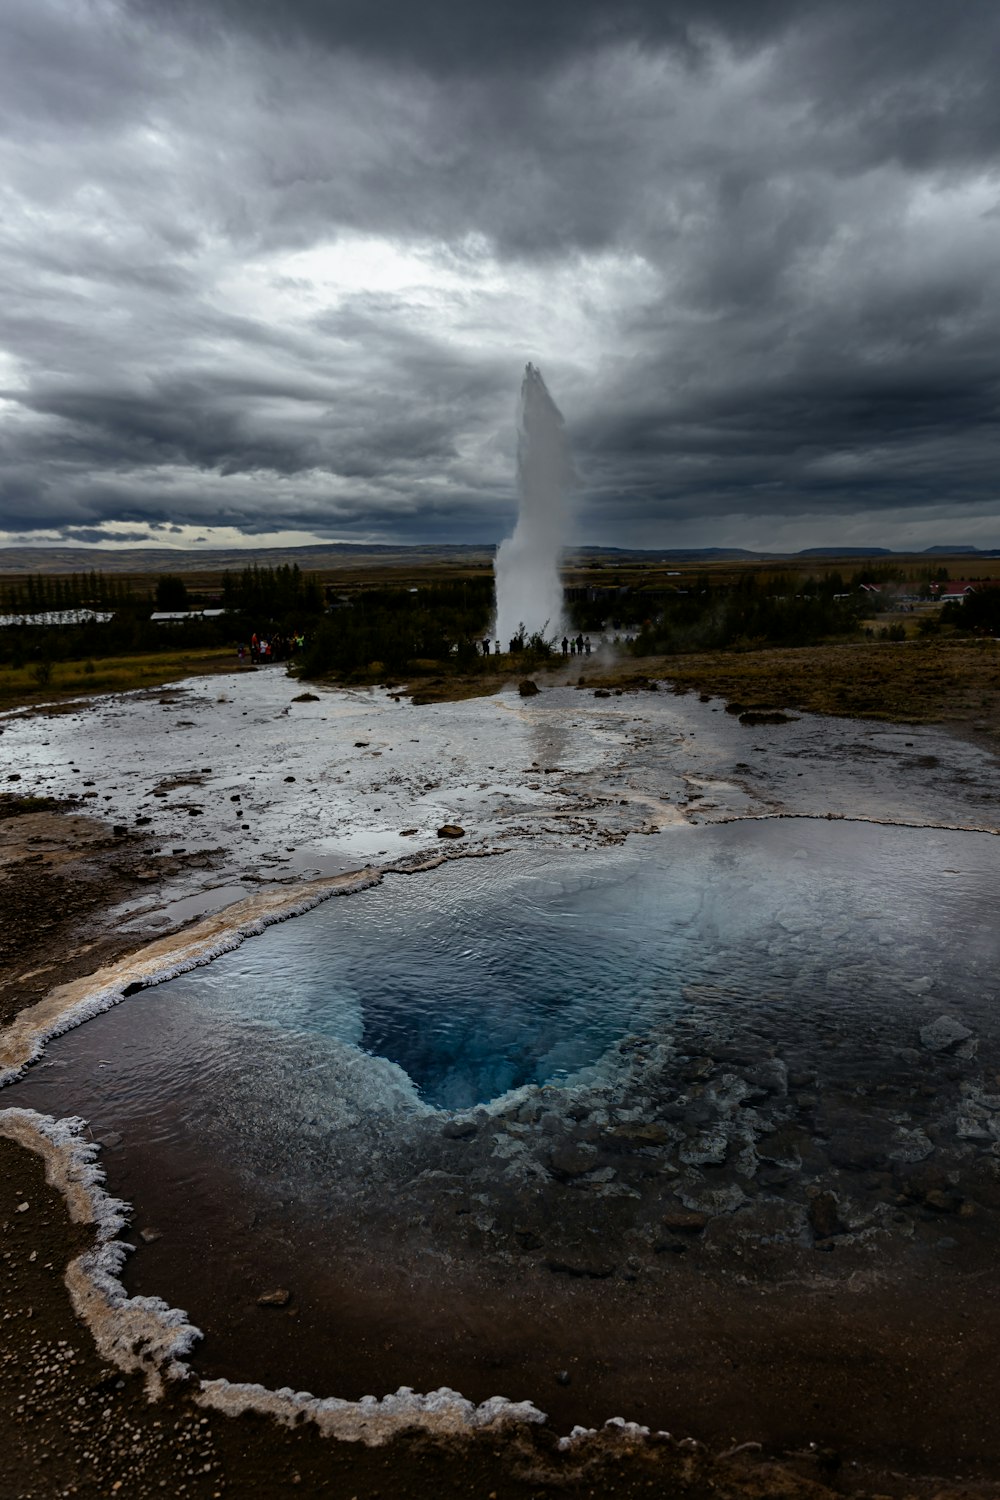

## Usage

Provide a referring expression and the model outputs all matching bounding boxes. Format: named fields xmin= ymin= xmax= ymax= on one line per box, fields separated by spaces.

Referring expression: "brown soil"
xmin=2 ymin=1136 xmax=871 ymax=1499
xmin=0 ymin=797 xmax=222 ymax=1028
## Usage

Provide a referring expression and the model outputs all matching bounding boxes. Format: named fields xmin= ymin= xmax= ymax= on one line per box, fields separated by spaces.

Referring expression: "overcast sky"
xmin=1 ymin=0 xmax=998 ymax=553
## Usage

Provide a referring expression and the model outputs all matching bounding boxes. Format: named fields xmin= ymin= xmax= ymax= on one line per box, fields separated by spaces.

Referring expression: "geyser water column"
xmin=494 ymin=363 xmax=572 ymax=647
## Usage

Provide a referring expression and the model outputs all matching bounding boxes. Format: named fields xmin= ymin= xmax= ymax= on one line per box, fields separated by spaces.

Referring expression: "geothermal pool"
xmin=11 ymin=815 xmax=999 ymax=1183
xmin=7 ymin=810 xmax=1000 ymax=1435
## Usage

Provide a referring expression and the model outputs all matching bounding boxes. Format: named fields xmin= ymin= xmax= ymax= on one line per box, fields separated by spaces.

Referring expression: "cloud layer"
xmin=1 ymin=0 xmax=998 ymax=550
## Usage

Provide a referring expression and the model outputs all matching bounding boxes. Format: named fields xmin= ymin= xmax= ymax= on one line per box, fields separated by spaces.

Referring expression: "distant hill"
xmin=0 ymin=542 xmax=498 ymax=575
xmin=1 ymin=540 xmax=997 ymax=576
xmin=796 ymin=547 xmax=892 ymax=557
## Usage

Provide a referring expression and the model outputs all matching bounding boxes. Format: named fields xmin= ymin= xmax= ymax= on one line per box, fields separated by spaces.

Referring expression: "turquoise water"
xmin=82 ymin=817 xmax=997 ymax=1113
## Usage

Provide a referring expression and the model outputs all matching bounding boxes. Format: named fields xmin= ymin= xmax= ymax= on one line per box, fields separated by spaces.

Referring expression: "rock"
xmin=677 ymin=1183 xmax=746 ymax=1215
xmin=924 ymin=1188 xmax=963 ymax=1214
xmin=661 ymin=1210 xmax=708 ymax=1235
xmin=738 ymin=711 xmax=796 ymax=726
xmin=112 ymin=825 xmax=128 ymax=837
xmin=284 ymin=775 xmax=296 ymax=782
xmin=956 ymin=1114 xmax=993 ymax=1141
xmin=436 ymin=824 xmax=465 ymax=839
xmin=919 ymin=1016 xmax=973 ymax=1053
xmin=605 ymin=1123 xmax=671 ymax=1148
xmin=292 ymin=693 xmax=320 ymax=702
xmin=555 ymin=1369 xmax=572 ymax=1386
xmin=545 ymin=1255 xmax=616 ymax=1279
xmin=745 ymin=1058 xmax=788 ymax=1096
xmin=518 ymin=679 xmax=540 ymax=696
xmin=441 ymin=1119 xmax=477 ymax=1140
xmin=889 ymin=1127 xmax=935 ymax=1163
xmin=399 ymin=827 xmax=419 ymax=836
xmin=257 ymin=1289 xmax=291 ymax=1307
xmin=593 ymin=689 xmax=611 ymax=698
xmin=139 ymin=1227 xmax=163 ymax=1244
xmin=808 ymin=1191 xmax=845 ymax=1240
xmin=548 ymin=1145 xmax=600 ymax=1180
xmin=679 ymin=1130 xmax=728 ymax=1167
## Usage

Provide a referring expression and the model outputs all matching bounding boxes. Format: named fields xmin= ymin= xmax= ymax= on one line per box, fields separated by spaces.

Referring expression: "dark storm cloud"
xmin=1 ymin=0 xmax=999 ymax=549
xmin=133 ymin=0 xmax=807 ymax=76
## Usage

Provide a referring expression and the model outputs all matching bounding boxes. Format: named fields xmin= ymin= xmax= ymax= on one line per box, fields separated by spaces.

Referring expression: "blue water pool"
xmin=66 ymin=816 xmax=998 ymax=1114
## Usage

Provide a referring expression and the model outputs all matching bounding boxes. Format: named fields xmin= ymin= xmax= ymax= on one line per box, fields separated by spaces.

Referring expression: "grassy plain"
xmin=0 ymin=646 xmax=239 ymax=712
xmin=584 ymin=638 xmax=1000 ymax=735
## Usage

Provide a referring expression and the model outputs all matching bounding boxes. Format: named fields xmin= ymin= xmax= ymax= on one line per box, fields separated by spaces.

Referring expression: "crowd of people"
xmin=475 ymin=633 xmax=595 ymax=657
xmin=239 ymin=631 xmax=305 ymax=663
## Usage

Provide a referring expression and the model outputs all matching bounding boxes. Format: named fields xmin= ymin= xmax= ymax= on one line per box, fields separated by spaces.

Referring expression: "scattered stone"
xmin=399 ymin=828 xmax=419 ymax=836
xmin=139 ymin=1227 xmax=163 ymax=1244
xmin=284 ymin=776 xmax=296 ymax=782
xmin=257 ymin=1289 xmax=291 ymax=1307
xmin=292 ymin=693 xmax=320 ymax=702
xmin=919 ymin=1016 xmax=973 ymax=1053
xmin=436 ymin=824 xmax=465 ymax=839
xmin=518 ymin=679 xmax=540 ymax=697
xmin=593 ymin=689 xmax=611 ymax=698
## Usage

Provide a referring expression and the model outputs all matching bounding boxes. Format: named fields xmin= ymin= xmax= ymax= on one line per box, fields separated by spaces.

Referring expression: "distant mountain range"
xmin=0 ymin=542 xmax=997 ymax=575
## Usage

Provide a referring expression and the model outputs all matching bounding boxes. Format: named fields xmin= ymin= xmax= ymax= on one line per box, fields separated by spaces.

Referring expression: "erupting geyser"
xmin=494 ymin=363 xmax=572 ymax=647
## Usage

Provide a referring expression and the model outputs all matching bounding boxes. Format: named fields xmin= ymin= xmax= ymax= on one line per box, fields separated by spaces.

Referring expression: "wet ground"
xmin=3 ymin=665 xmax=1000 ymax=1490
